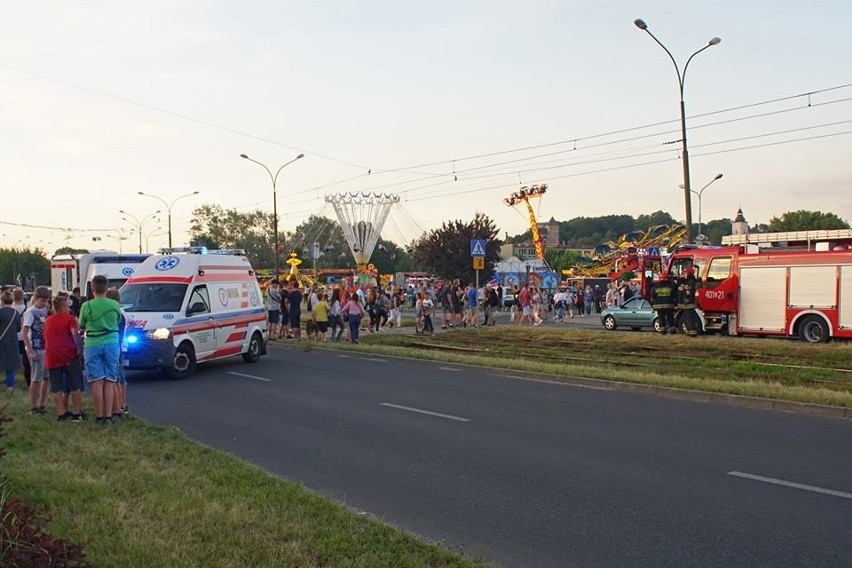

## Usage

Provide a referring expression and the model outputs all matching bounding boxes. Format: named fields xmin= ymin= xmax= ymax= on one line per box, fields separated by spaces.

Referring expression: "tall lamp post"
xmin=137 ymin=191 xmax=199 ymax=248
xmin=634 ymin=18 xmax=721 ymax=243
xmin=239 ymin=152 xmax=305 ymax=280
xmin=681 ymin=173 xmax=723 ymax=241
xmin=120 ymin=210 xmax=161 ymax=253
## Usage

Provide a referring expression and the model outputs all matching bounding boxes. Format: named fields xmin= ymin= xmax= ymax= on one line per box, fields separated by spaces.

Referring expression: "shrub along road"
xmin=125 ymin=342 xmax=852 ymax=568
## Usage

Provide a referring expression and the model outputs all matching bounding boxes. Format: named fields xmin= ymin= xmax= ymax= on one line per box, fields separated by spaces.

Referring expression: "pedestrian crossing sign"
xmin=470 ymin=239 xmax=486 ymax=257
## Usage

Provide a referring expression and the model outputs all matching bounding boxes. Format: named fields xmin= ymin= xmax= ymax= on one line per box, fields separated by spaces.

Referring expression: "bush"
xmin=0 ymin=409 xmax=91 ymax=568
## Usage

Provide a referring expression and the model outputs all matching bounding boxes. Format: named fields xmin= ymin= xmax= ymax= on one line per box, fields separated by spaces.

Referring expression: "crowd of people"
xmin=264 ymin=277 xmax=652 ymax=342
xmin=0 ymin=276 xmax=129 ymax=426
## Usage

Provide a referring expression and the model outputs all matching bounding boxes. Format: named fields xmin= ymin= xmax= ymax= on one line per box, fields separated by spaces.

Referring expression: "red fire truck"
xmin=629 ymin=242 xmax=852 ymax=342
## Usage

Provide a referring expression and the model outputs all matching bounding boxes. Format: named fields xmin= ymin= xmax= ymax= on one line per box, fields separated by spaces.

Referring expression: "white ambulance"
xmin=119 ymin=247 xmax=268 ymax=379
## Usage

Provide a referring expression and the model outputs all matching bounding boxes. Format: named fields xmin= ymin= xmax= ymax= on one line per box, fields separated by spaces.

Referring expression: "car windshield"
xmin=85 ymin=278 xmax=129 ymax=300
xmin=119 ymin=283 xmax=187 ymax=313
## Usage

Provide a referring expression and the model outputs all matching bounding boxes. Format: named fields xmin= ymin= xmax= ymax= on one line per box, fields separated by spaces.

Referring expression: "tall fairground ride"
xmin=504 ymin=184 xmax=548 ymax=260
xmin=325 ymin=192 xmax=400 ymax=270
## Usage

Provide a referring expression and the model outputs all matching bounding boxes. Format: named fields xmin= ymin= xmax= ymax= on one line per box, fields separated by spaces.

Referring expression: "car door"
xmin=186 ymin=285 xmax=216 ymax=360
xmin=621 ymin=297 xmax=642 ymax=326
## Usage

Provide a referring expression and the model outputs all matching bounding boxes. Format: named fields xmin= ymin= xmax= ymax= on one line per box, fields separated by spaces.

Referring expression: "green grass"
xmin=339 ymin=327 xmax=852 ymax=408
xmin=1 ymin=395 xmax=488 ymax=568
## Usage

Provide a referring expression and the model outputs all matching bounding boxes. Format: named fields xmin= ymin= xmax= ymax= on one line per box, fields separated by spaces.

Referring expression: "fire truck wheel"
xmin=603 ymin=315 xmax=617 ymax=331
xmin=165 ymin=342 xmax=197 ymax=380
xmin=798 ymin=315 xmax=829 ymax=343
xmin=242 ymin=332 xmax=263 ymax=363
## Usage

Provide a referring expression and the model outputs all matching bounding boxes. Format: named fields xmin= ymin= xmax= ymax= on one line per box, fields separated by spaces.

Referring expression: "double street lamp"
xmin=240 ymin=152 xmax=305 ymax=280
xmin=120 ymin=209 xmax=161 ymax=253
xmin=138 ymin=191 xmax=200 ymax=248
xmin=681 ymin=173 xmax=723 ymax=241
xmin=634 ymin=18 xmax=721 ymax=243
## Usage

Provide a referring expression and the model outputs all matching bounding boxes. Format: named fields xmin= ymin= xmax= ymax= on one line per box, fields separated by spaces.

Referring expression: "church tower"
xmin=732 ymin=208 xmax=749 ymax=236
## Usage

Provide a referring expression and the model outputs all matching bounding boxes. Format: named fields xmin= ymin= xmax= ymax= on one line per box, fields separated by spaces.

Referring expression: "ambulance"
xmin=118 ymin=247 xmax=268 ymax=379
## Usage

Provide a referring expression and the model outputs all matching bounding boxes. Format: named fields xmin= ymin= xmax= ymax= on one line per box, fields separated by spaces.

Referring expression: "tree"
xmin=700 ymin=218 xmax=732 ymax=246
xmin=412 ymin=212 xmax=501 ymax=281
xmin=635 ymin=211 xmax=676 ymax=230
xmin=0 ymin=248 xmax=50 ymax=289
xmin=282 ymin=215 xmax=350 ymax=270
xmin=53 ymin=247 xmax=89 ymax=256
xmin=189 ymin=204 xmax=275 ymax=268
xmin=768 ymin=210 xmax=850 ymax=232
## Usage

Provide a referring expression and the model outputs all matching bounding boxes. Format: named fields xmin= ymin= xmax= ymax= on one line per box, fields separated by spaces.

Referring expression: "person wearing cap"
xmin=676 ymin=266 xmax=700 ymax=336
xmin=651 ymin=272 xmax=677 ymax=334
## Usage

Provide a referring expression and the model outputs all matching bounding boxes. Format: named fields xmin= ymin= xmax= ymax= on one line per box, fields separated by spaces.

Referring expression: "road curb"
xmin=270 ymin=341 xmax=852 ymax=421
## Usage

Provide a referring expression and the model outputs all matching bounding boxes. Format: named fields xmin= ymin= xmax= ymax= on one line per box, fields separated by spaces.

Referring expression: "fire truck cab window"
xmin=705 ymin=257 xmax=732 ymax=288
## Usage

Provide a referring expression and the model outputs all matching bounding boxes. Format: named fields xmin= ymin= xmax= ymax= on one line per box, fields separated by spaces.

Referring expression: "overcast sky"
xmin=2 ymin=0 xmax=850 ymax=255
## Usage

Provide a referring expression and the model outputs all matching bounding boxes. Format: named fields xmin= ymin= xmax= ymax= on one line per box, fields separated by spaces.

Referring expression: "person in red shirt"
xmin=44 ymin=295 xmax=83 ymax=421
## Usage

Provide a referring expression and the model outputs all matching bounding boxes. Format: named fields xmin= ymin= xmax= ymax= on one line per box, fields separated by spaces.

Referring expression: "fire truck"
xmin=667 ymin=245 xmax=850 ymax=342
xmin=625 ymin=230 xmax=852 ymax=342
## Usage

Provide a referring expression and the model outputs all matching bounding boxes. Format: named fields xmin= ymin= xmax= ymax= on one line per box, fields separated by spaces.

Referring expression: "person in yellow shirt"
xmin=312 ymin=292 xmax=330 ymax=342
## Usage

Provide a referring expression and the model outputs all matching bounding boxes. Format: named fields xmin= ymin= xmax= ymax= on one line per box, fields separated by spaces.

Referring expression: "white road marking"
xmin=439 ymin=367 xmax=460 ymax=371
xmin=363 ymin=357 xmax=386 ymax=362
xmin=506 ymin=375 xmax=612 ymax=390
xmin=337 ymin=354 xmax=351 ymax=358
xmin=228 ymin=372 xmax=272 ymax=382
xmin=728 ymin=471 xmax=852 ymax=500
xmin=380 ymin=402 xmax=471 ymax=422
xmin=564 ymin=383 xmax=613 ymax=391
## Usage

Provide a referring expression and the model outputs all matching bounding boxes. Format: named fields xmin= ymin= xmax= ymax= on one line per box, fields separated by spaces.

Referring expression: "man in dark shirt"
xmin=285 ymin=279 xmax=303 ymax=341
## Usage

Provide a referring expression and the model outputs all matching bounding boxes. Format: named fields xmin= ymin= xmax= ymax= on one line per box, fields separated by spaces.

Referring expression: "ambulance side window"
xmin=187 ymin=286 xmax=210 ymax=315
xmin=705 ymin=257 xmax=732 ymax=289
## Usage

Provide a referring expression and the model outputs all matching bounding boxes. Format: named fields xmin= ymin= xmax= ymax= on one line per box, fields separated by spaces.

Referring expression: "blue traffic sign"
xmin=470 ymin=239 xmax=487 ymax=257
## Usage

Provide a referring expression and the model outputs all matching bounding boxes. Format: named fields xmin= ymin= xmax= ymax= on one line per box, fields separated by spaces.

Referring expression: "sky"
xmin=2 ymin=0 xmax=851 ymax=257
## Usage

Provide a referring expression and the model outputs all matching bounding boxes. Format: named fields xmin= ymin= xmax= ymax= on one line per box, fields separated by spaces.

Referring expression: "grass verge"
xmin=328 ymin=326 xmax=852 ymax=408
xmin=1 ymin=394 xmax=488 ymax=568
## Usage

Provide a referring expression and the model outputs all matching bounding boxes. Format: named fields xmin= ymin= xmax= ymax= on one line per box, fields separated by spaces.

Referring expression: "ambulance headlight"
xmin=147 ymin=328 xmax=171 ymax=340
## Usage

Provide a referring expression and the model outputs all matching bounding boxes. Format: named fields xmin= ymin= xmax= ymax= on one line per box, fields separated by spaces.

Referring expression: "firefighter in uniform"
xmin=676 ymin=266 xmax=699 ymax=336
xmin=650 ymin=272 xmax=677 ymax=334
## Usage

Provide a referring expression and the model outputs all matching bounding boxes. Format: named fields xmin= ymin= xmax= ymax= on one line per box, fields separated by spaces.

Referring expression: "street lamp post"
xmin=120 ymin=210 xmax=161 ymax=253
xmin=682 ymin=173 xmax=723 ymax=240
xmin=137 ymin=191 xmax=200 ymax=248
xmin=634 ymin=18 xmax=721 ymax=243
xmin=240 ymin=153 xmax=305 ymax=280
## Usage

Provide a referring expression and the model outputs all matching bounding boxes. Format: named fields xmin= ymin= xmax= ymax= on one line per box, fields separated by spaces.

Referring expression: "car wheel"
xmin=798 ymin=315 xmax=829 ymax=343
xmin=603 ymin=315 xmax=617 ymax=331
xmin=652 ymin=317 xmax=662 ymax=333
xmin=165 ymin=342 xmax=197 ymax=380
xmin=242 ymin=331 xmax=263 ymax=363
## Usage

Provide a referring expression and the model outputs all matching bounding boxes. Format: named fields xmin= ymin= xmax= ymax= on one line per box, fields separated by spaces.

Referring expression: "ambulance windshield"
xmin=119 ymin=283 xmax=188 ymax=313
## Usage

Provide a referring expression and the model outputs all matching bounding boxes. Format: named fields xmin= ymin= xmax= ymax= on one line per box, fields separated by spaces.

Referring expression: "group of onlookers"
xmin=265 ymin=280 xmax=408 ymax=344
xmin=0 ymin=276 xmax=129 ymax=426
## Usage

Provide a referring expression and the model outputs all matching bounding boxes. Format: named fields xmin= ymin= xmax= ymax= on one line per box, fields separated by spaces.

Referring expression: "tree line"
xmin=1 ymin=208 xmax=846 ymax=289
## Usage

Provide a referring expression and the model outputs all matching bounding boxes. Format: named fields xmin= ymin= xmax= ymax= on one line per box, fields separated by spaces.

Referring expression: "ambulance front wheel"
xmin=242 ymin=332 xmax=263 ymax=363
xmin=165 ymin=342 xmax=197 ymax=380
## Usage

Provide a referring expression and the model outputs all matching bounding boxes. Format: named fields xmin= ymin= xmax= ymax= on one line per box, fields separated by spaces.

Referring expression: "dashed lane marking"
xmin=728 ymin=471 xmax=852 ymax=500
xmin=380 ymin=402 xmax=471 ymax=422
xmin=228 ymin=372 xmax=272 ymax=382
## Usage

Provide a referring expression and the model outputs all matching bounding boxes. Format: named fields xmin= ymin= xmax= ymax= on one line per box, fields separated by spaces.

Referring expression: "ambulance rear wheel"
xmin=242 ymin=332 xmax=263 ymax=363
xmin=165 ymin=343 xmax=197 ymax=380
xmin=799 ymin=315 xmax=829 ymax=343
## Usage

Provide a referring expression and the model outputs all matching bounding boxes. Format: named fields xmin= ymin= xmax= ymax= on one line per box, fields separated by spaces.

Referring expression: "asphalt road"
xmin=127 ymin=344 xmax=852 ymax=568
